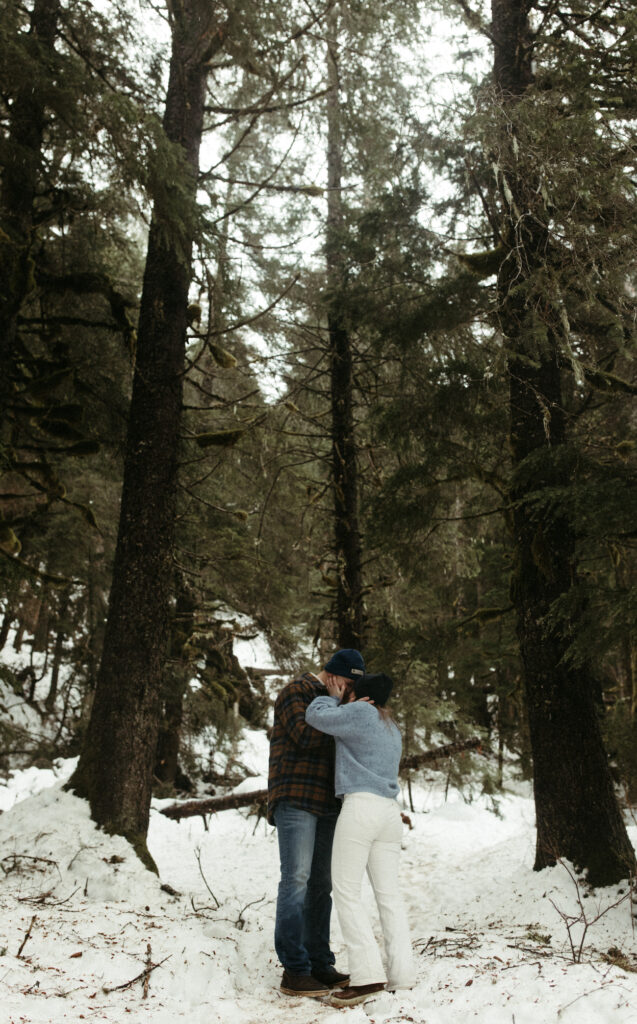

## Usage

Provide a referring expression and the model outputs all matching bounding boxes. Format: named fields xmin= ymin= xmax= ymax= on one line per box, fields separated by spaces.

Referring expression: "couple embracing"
xmin=267 ymin=648 xmax=416 ymax=1008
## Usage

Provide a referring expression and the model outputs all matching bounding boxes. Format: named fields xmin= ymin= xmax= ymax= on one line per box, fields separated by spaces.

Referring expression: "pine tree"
xmin=483 ymin=0 xmax=635 ymax=882
xmin=68 ymin=0 xmax=229 ymax=867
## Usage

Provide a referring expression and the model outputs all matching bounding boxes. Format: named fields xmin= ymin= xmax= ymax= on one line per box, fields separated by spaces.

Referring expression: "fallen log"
xmin=159 ymin=737 xmax=482 ymax=822
xmin=160 ymin=788 xmax=268 ymax=820
xmin=401 ymin=736 xmax=482 ymax=771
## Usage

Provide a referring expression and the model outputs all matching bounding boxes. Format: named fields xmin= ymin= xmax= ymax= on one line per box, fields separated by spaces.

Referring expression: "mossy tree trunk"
xmin=68 ymin=0 xmax=226 ymax=869
xmin=492 ymin=0 xmax=634 ymax=885
xmin=326 ymin=4 xmax=364 ymax=648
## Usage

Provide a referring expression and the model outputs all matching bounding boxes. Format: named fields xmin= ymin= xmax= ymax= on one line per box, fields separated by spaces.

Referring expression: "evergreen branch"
xmin=463 ymin=157 xmax=504 ymax=240
xmin=452 ymin=0 xmax=497 ymax=43
xmin=455 ymin=605 xmax=514 ymax=628
xmin=208 ymin=118 xmax=305 ymax=222
xmin=201 ymin=171 xmax=323 ymax=197
xmin=0 ymin=548 xmax=75 ymax=587
xmin=55 ymin=22 xmax=150 ymax=103
xmin=18 ymin=316 xmax=123 ymax=331
xmin=178 ymin=483 xmax=249 ymax=521
xmin=288 ymin=0 xmax=336 ymax=43
xmin=205 ymin=274 xmax=300 ymax=338
xmin=204 ymin=54 xmax=305 ymax=132
xmin=204 ymin=84 xmax=331 ymax=120
xmin=34 ymin=270 xmax=136 ymax=339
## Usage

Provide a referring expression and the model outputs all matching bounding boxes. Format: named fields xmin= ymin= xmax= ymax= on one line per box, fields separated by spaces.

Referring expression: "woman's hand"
xmin=325 ymin=676 xmax=347 ymax=701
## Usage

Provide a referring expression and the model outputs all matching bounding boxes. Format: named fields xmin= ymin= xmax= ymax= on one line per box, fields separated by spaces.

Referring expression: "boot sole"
xmin=280 ymin=986 xmax=330 ymax=998
xmin=330 ymin=989 xmax=384 ymax=1007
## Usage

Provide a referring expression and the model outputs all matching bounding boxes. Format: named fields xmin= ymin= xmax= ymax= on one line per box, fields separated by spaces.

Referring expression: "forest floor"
xmin=2 ymin=733 xmax=637 ymax=1024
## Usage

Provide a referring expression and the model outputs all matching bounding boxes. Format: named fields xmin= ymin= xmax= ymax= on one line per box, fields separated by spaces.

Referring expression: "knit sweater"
xmin=305 ymin=696 xmax=401 ymax=800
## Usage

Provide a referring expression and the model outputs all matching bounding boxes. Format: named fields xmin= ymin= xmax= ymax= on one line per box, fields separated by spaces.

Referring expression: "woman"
xmin=305 ymin=672 xmax=416 ymax=1007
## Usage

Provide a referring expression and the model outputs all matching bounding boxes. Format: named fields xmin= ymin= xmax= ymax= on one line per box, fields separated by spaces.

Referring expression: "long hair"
xmin=377 ymin=705 xmax=396 ymax=728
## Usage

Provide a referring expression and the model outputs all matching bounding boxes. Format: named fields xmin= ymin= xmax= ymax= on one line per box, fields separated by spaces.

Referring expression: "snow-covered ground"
xmin=1 ymin=748 xmax=637 ymax=1024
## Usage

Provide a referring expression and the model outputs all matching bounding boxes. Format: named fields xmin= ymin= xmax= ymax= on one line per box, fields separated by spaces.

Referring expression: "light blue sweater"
xmin=305 ymin=696 xmax=402 ymax=800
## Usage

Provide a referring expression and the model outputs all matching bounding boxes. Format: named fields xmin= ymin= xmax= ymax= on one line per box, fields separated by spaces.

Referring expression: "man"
xmin=268 ymin=648 xmax=365 ymax=997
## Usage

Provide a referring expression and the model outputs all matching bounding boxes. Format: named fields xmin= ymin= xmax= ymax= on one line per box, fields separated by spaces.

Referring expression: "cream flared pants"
xmin=331 ymin=791 xmax=416 ymax=988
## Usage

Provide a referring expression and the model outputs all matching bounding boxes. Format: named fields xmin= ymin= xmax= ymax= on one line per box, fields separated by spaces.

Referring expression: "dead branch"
xmin=2 ymin=853 xmax=60 ymax=874
xmin=17 ymin=915 xmax=37 ymax=958
xmin=549 ymin=858 xmax=632 ymax=963
xmin=17 ymin=885 xmax=80 ymax=907
xmin=400 ymin=736 xmax=483 ymax=770
xmin=235 ymin=894 xmax=266 ymax=930
xmin=195 ymin=847 xmax=220 ymax=909
xmin=102 ymin=954 xmax=171 ymax=995
xmin=143 ymin=943 xmax=151 ymax=999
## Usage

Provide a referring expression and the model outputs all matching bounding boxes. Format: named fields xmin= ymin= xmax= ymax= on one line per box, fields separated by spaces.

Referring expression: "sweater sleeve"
xmin=306 ymin=695 xmax=364 ymax=737
xmin=276 ymin=683 xmax=333 ymax=750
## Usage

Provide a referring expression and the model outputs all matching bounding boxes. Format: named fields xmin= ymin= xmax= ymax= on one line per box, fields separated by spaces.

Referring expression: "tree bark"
xmin=325 ymin=5 xmax=364 ymax=648
xmin=0 ymin=0 xmax=60 ymax=422
xmin=491 ymin=0 xmax=635 ymax=885
xmin=68 ymin=1 xmax=227 ymax=869
xmin=154 ymin=578 xmax=197 ymax=786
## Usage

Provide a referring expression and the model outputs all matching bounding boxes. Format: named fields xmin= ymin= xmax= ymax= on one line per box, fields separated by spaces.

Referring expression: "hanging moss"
xmin=583 ymin=367 xmax=637 ymax=395
xmin=454 ymin=244 xmax=507 ymax=278
xmin=195 ymin=428 xmax=244 ymax=448
xmin=208 ymin=342 xmax=237 ymax=368
xmin=0 ymin=524 xmax=21 ymax=555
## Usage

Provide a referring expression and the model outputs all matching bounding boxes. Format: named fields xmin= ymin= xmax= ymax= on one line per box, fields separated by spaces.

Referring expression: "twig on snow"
xmin=102 ymin=954 xmax=171 ymax=994
xmin=549 ymin=859 xmax=632 ymax=963
xmin=17 ymin=915 xmax=37 ymax=958
xmin=2 ymin=853 xmax=60 ymax=876
xmin=18 ymin=886 xmax=81 ymax=907
xmin=143 ymin=943 xmax=152 ymax=999
xmin=235 ymin=895 xmax=266 ymax=930
xmin=557 ymin=980 xmax=615 ymax=1016
xmin=194 ymin=847 xmax=220 ymax=909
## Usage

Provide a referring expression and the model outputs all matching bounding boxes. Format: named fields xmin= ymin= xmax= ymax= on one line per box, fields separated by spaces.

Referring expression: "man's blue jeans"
xmin=273 ymin=801 xmax=338 ymax=975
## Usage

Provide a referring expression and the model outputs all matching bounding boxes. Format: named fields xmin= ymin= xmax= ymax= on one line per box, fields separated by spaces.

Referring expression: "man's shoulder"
xmin=280 ymin=672 xmax=318 ymax=693
xmin=275 ymin=673 xmax=320 ymax=703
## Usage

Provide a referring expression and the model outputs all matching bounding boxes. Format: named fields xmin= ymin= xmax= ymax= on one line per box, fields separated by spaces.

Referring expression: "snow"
xmin=2 ymin=749 xmax=637 ymax=1024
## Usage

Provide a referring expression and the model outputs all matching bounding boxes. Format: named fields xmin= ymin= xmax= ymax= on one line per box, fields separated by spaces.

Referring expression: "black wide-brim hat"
xmin=354 ymin=672 xmax=393 ymax=707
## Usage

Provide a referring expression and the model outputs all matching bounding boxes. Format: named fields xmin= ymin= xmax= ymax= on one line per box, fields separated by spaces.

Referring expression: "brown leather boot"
xmin=311 ymin=966 xmax=350 ymax=988
xmin=330 ymin=982 xmax=385 ymax=1006
xmin=280 ymin=970 xmax=330 ymax=997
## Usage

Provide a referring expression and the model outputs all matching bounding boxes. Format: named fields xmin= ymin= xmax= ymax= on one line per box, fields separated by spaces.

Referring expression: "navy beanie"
xmin=324 ymin=648 xmax=365 ymax=680
xmin=354 ymin=672 xmax=393 ymax=707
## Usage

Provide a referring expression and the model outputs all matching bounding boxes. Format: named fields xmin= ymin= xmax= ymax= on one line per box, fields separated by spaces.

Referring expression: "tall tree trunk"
xmin=0 ymin=0 xmax=60 ymax=419
xmin=326 ymin=4 xmax=364 ymax=648
xmin=45 ymin=587 xmax=70 ymax=713
xmin=492 ymin=0 xmax=634 ymax=884
xmin=69 ymin=1 xmax=226 ymax=869
xmin=154 ymin=576 xmax=197 ymax=787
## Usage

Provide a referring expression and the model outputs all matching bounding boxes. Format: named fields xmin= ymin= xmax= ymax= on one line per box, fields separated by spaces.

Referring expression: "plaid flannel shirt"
xmin=267 ymin=672 xmax=340 ymax=825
